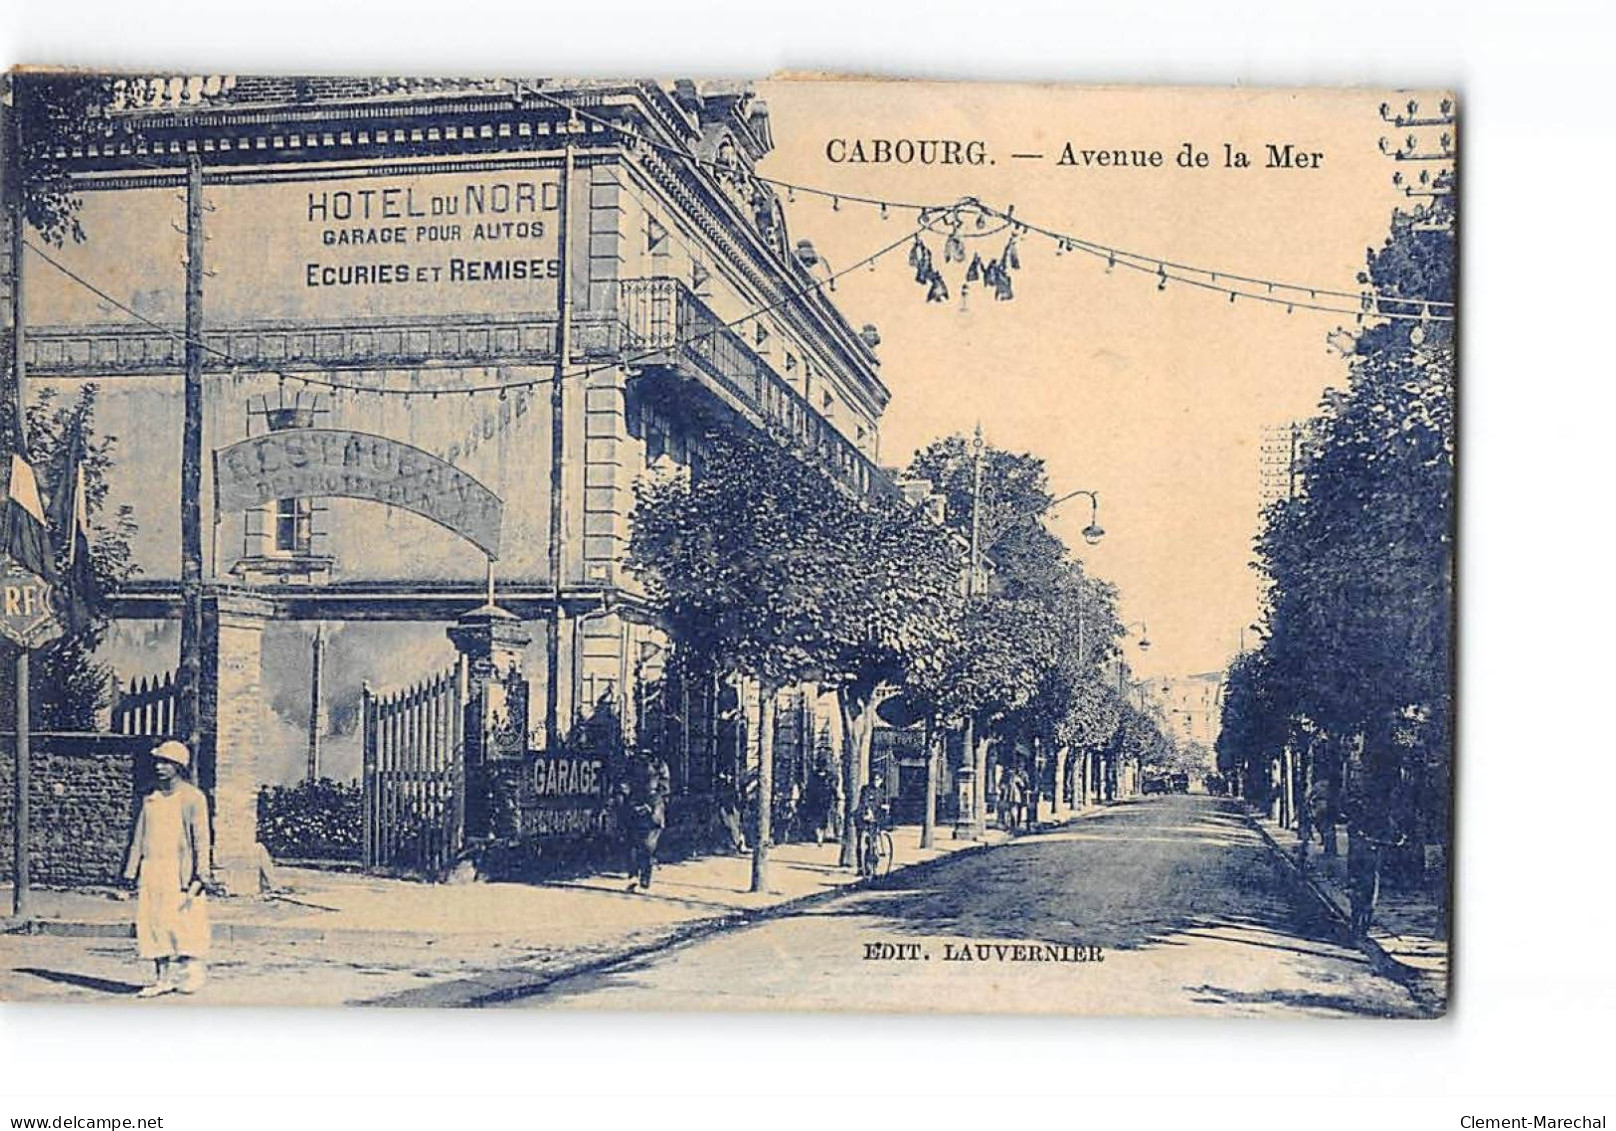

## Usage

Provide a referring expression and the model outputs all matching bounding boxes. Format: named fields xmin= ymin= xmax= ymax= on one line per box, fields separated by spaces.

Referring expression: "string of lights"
xmin=69 ymin=86 xmax=1452 ymax=323
xmin=516 ymin=82 xmax=1453 ymax=319
xmin=22 ymin=224 xmax=921 ymax=401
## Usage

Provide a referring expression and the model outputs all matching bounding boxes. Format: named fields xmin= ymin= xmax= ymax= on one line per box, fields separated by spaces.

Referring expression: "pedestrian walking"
xmin=1000 ymin=763 xmax=1028 ymax=832
xmin=1340 ymin=761 xmax=1406 ymax=939
xmin=123 ymin=740 xmax=215 ymax=997
xmin=1015 ymin=763 xmax=1033 ymax=831
xmin=624 ymin=748 xmax=671 ymax=891
xmin=713 ymin=772 xmax=747 ymax=854
xmin=777 ymin=778 xmax=802 ymax=844
xmin=804 ymin=759 xmax=839 ymax=844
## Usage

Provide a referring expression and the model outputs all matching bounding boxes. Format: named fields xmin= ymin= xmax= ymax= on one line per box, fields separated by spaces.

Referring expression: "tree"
xmin=629 ymin=426 xmax=962 ymax=889
xmin=7 ymin=73 xmax=132 ymax=248
xmin=908 ymin=434 xmax=1067 ymax=600
xmin=906 ymin=436 xmax=1127 ymax=820
xmin=5 ymin=74 xmax=140 ymax=443
xmin=822 ymin=492 xmax=962 ymax=863
xmin=1228 ymin=171 xmax=1454 ymax=917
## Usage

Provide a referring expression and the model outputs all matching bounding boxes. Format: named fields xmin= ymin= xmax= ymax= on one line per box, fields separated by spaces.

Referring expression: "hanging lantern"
xmin=1005 ymin=236 xmax=1020 ymax=271
xmin=926 ymin=271 xmax=949 ymax=304
xmin=966 ymin=253 xmax=983 ymax=284
xmin=995 ymin=272 xmax=1013 ymax=302
xmin=945 ymin=228 xmax=965 ymax=263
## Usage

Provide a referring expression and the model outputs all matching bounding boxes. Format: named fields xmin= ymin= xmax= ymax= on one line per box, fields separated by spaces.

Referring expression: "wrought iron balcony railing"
xmin=618 ymin=277 xmax=894 ymax=500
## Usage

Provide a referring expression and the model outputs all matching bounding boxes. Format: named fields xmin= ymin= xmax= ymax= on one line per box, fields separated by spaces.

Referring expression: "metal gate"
xmin=361 ymin=659 xmax=468 ymax=877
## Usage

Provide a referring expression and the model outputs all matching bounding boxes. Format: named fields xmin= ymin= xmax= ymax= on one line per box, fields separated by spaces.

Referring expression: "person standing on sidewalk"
xmin=123 ymin=740 xmax=216 ymax=997
xmin=624 ymin=748 xmax=671 ymax=892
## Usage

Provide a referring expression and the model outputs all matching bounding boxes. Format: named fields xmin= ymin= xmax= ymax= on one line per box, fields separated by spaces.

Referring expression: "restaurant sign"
xmin=214 ymin=428 xmax=504 ymax=559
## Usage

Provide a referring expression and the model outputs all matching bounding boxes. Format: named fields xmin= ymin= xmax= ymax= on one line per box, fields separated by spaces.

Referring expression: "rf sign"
xmin=0 ymin=559 xmax=63 ymax=649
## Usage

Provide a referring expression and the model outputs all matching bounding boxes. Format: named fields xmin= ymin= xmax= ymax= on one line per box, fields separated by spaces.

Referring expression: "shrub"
xmin=257 ymin=778 xmax=363 ymax=862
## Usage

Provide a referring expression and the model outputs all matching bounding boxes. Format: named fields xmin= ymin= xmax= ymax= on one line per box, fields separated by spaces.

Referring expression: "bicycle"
xmin=858 ymin=826 xmax=896 ymax=878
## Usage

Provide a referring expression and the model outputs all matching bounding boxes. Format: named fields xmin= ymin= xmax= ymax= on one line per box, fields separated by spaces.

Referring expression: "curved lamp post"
xmin=986 ymin=486 xmax=1106 ymax=549
xmin=1047 ymin=488 xmax=1106 ymax=546
xmin=1123 ymin=619 xmax=1152 ymax=652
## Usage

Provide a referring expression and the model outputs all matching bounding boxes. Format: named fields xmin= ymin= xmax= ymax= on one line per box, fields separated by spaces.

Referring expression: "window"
xmin=273 ymin=497 xmax=313 ymax=555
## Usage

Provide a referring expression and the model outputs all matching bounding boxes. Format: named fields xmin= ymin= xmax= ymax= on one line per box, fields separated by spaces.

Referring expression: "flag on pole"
xmin=45 ymin=421 xmax=97 ymax=633
xmin=57 ymin=457 xmax=96 ymax=633
xmin=0 ymin=452 xmax=57 ymax=582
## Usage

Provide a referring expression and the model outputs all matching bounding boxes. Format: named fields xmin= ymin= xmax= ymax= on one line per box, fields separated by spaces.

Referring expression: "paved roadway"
xmin=497 ymin=794 xmax=1425 ymax=1017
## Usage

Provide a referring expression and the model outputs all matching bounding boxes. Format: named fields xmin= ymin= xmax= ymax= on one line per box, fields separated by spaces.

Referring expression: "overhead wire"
xmin=22 ymin=224 xmax=920 ymax=400
xmin=516 ymin=81 xmax=1454 ymax=318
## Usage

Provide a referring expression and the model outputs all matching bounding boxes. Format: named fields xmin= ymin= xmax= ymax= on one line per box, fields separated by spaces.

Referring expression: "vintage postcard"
xmin=0 ymin=74 xmax=1454 ymax=1016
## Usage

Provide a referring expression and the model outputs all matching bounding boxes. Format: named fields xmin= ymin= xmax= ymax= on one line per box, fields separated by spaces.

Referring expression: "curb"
xmin=1241 ymin=807 xmax=1446 ymax=1015
xmin=1 ymin=816 xmax=1082 ymax=954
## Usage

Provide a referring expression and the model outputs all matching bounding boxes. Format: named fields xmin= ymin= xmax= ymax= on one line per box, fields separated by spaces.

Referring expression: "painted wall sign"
xmin=213 ymin=429 xmax=504 ymax=559
xmin=521 ymin=751 xmax=614 ymax=838
xmin=28 ymin=170 xmax=563 ymax=327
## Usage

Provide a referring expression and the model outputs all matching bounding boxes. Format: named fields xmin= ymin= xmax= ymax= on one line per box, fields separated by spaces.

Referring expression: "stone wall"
xmin=0 ymin=733 xmax=147 ymax=888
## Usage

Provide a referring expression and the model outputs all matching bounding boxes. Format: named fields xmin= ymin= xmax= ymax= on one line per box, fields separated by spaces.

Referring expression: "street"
xmin=481 ymin=795 xmax=1425 ymax=1017
xmin=0 ymin=796 xmax=1428 ymax=1016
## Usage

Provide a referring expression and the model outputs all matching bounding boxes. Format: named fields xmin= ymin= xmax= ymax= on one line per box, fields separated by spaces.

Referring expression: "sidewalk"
xmin=1246 ymin=807 xmax=1449 ymax=1013
xmin=2 ymin=821 xmax=1036 ymax=1005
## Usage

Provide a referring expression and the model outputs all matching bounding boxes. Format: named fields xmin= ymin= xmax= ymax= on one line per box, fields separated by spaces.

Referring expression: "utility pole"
xmin=544 ymin=112 xmax=574 ymax=749
xmin=920 ymin=716 xmax=937 ymax=849
xmin=953 ymin=424 xmax=985 ymax=839
xmin=4 ymin=83 xmax=24 ymax=446
xmin=1288 ymin=422 xmax=1300 ymax=502
xmin=176 ymin=155 xmax=205 ymax=757
xmin=306 ymin=623 xmax=325 ymax=781
xmin=6 ymin=88 xmax=29 ymax=920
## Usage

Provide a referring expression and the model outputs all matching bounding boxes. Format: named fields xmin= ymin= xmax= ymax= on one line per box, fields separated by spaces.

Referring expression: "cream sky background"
xmin=757 ymin=81 xmax=1431 ymax=681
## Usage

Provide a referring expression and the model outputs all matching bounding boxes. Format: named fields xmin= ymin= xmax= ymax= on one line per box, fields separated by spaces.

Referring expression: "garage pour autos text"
xmin=301 ymin=178 xmax=560 ymax=289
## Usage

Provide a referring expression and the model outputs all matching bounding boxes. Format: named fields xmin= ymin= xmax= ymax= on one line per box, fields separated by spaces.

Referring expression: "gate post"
xmin=201 ymin=591 xmax=276 ymax=895
xmin=447 ymin=602 xmax=532 ymax=842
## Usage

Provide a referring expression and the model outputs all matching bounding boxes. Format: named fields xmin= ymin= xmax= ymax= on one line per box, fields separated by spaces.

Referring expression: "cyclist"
xmin=854 ymin=770 xmax=892 ymax=877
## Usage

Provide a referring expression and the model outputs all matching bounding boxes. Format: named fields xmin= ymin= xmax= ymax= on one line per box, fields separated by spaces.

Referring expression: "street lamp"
xmin=1123 ymin=620 xmax=1151 ymax=652
xmin=1051 ymin=489 xmax=1106 ymax=546
xmin=984 ymin=486 xmax=1105 ymax=549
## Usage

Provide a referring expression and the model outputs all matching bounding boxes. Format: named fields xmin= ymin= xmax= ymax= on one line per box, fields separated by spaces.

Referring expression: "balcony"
xmin=617 ymin=277 xmax=895 ymax=501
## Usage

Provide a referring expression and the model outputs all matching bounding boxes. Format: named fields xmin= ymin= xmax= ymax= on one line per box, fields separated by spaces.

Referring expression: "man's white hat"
xmin=151 ymin=740 xmax=191 ymax=768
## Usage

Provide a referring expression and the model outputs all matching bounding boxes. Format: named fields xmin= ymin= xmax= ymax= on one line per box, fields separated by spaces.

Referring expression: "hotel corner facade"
xmin=17 ymin=77 xmax=908 ymax=887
